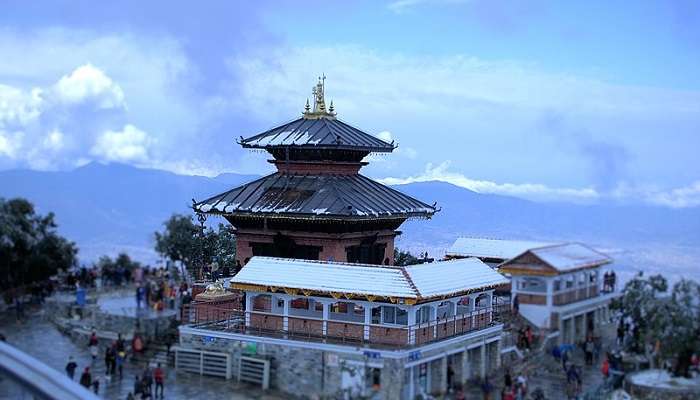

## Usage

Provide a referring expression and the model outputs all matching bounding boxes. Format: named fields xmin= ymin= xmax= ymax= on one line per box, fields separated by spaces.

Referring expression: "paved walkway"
xmin=0 ymin=308 xmax=282 ymax=400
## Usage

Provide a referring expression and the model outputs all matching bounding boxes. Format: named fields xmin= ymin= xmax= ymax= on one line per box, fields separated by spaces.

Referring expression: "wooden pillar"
xmin=439 ymin=356 xmax=448 ymax=394
xmin=480 ymin=343 xmax=486 ymax=378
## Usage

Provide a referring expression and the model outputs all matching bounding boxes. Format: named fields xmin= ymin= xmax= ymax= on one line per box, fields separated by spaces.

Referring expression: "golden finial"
xmin=329 ymin=100 xmax=334 ymax=113
xmin=304 ymin=98 xmax=310 ymax=112
xmin=303 ymin=75 xmax=336 ymax=120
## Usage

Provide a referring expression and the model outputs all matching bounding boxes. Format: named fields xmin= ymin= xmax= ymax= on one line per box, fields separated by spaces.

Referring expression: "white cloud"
xmin=52 ymin=64 xmax=125 ymax=109
xmin=377 ymin=130 xmax=393 ymax=142
xmin=42 ymin=129 xmax=65 ymax=151
xmin=0 ymin=130 xmax=22 ymax=159
xmin=91 ymin=124 xmax=153 ymax=163
xmin=378 ymin=160 xmax=600 ymax=202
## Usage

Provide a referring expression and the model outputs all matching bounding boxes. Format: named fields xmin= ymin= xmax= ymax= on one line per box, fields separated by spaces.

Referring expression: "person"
xmin=132 ymin=333 xmax=144 ymax=359
xmin=601 ymin=356 xmax=610 ymax=380
xmin=584 ymin=337 xmax=595 ymax=366
xmin=154 ymin=363 xmax=165 ymax=398
xmin=616 ymin=321 xmax=625 ymax=346
xmin=610 ymin=271 xmax=616 ymax=291
xmin=143 ymin=367 xmax=153 ymax=399
xmin=116 ymin=349 xmax=126 ymax=379
xmin=65 ymin=356 xmax=78 ymax=380
xmin=525 ymin=326 xmax=533 ymax=350
xmin=127 ymin=392 xmax=135 ymax=400
xmin=92 ymin=374 xmax=100 ymax=394
xmin=504 ymin=368 xmax=512 ymax=389
xmin=89 ymin=331 xmax=99 ymax=362
xmin=136 ymin=286 xmax=143 ymax=309
xmin=133 ymin=375 xmax=142 ymax=397
xmin=79 ymin=367 xmax=92 ymax=388
xmin=116 ymin=333 xmax=126 ymax=353
xmin=104 ymin=346 xmax=113 ymax=373
xmin=516 ymin=373 xmax=527 ymax=399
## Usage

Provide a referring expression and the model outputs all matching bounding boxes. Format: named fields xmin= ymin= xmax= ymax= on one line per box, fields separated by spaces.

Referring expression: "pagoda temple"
xmin=194 ymin=78 xmax=436 ymax=267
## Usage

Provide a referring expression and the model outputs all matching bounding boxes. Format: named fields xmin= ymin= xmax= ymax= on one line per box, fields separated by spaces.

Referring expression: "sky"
xmin=0 ymin=1 xmax=699 ymax=207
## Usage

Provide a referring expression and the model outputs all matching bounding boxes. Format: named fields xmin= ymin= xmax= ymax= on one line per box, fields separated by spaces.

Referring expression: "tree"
xmin=154 ymin=214 xmax=236 ymax=276
xmin=614 ymin=272 xmax=700 ymax=377
xmin=394 ymin=248 xmax=421 ymax=266
xmin=0 ymin=198 xmax=78 ymax=291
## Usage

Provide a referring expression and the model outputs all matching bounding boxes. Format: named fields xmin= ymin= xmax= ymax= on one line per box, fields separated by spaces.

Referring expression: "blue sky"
xmin=0 ymin=1 xmax=698 ymax=207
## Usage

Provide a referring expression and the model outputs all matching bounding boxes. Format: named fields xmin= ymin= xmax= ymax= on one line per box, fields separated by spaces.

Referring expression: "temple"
xmin=177 ymin=79 xmax=618 ymax=399
xmin=194 ymin=77 xmax=436 ymax=267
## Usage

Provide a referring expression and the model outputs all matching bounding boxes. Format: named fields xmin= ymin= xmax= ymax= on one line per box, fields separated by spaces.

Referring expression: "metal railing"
xmin=181 ymin=302 xmax=511 ymax=349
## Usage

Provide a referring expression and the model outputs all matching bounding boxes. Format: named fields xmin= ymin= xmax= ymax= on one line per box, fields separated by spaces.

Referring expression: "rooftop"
xmin=446 ymin=237 xmax=558 ymax=260
xmin=194 ymin=172 xmax=436 ymax=220
xmin=500 ymin=242 xmax=612 ymax=274
xmin=230 ymin=256 xmax=509 ymax=301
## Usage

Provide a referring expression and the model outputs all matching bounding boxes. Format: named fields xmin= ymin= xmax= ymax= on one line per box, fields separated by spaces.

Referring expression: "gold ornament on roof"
xmin=303 ymin=75 xmax=337 ymax=120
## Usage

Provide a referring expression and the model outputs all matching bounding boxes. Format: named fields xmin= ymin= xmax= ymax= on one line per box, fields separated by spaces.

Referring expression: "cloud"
xmin=380 ymin=161 xmax=700 ymax=208
xmin=378 ymin=161 xmax=600 ymax=202
xmin=91 ymin=124 xmax=153 ymax=163
xmin=377 ymin=130 xmax=393 ymax=142
xmin=52 ymin=64 xmax=125 ymax=109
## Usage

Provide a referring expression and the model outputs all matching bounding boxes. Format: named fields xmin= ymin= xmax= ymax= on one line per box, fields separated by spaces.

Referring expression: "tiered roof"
xmin=230 ymin=256 xmax=509 ymax=303
xmin=240 ymin=117 xmax=395 ymax=153
xmin=195 ymin=172 xmax=435 ymax=219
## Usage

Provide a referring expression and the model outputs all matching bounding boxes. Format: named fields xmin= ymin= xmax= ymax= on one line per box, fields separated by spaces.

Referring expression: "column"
xmin=283 ymin=297 xmax=290 ymax=332
xmin=244 ymin=292 xmax=252 ymax=327
xmin=322 ymin=301 xmax=330 ymax=336
xmin=469 ymin=294 xmax=478 ymax=329
xmin=364 ymin=304 xmax=372 ymax=340
xmin=568 ymin=317 xmax=575 ymax=344
xmin=407 ymin=305 xmax=416 ymax=345
xmin=479 ymin=343 xmax=486 ymax=378
xmin=439 ymin=356 xmax=447 ymax=394
xmin=408 ymin=366 xmax=415 ymax=400
xmin=546 ymin=278 xmax=554 ymax=307
xmin=431 ymin=303 xmax=438 ymax=339
xmin=461 ymin=349 xmax=470 ymax=384
xmin=495 ymin=339 xmax=502 ymax=368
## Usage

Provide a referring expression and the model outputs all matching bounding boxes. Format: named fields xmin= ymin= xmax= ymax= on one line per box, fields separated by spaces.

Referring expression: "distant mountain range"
xmin=2 ymin=162 xmax=698 ymax=281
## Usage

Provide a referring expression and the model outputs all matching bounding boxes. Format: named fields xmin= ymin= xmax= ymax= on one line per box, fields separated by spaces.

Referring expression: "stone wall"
xmin=179 ymin=326 xmax=503 ymax=399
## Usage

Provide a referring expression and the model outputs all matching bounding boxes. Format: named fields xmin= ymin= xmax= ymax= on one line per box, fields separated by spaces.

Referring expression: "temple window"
xmin=519 ymin=277 xmax=546 ymax=292
xmin=475 ymin=294 xmax=490 ymax=309
xmin=437 ymin=301 xmax=454 ymax=319
xmin=379 ymin=306 xmax=408 ymax=325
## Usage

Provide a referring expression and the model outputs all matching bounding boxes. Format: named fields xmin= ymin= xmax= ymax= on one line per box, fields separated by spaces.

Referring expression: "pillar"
xmin=283 ymin=298 xmax=290 ymax=332
xmin=439 ymin=356 xmax=447 ymax=394
xmin=364 ymin=304 xmax=372 ymax=340
xmin=408 ymin=366 xmax=415 ymax=400
xmin=322 ymin=302 xmax=330 ymax=336
xmin=461 ymin=349 xmax=470 ymax=384
xmin=244 ymin=292 xmax=252 ymax=327
xmin=407 ymin=305 xmax=416 ymax=345
xmin=479 ymin=343 xmax=486 ymax=378
xmin=431 ymin=303 xmax=438 ymax=338
xmin=569 ymin=317 xmax=575 ymax=344
xmin=495 ymin=339 xmax=502 ymax=368
xmin=546 ymin=278 xmax=554 ymax=307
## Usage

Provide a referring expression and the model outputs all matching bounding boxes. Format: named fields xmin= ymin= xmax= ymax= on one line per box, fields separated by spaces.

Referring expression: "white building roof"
xmin=232 ymin=257 xmax=416 ymax=298
xmin=404 ymin=258 xmax=510 ymax=298
xmin=231 ymin=256 xmax=508 ymax=300
xmin=446 ymin=237 xmax=557 ymax=260
xmin=529 ymin=243 xmax=611 ymax=271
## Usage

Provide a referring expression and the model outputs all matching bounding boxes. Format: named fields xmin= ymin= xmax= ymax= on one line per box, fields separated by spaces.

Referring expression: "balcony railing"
xmin=181 ymin=302 xmax=511 ymax=349
xmin=553 ymin=285 xmax=600 ymax=306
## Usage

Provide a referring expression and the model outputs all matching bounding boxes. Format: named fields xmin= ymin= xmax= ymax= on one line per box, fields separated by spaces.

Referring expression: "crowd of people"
xmin=66 ymin=330 xmax=166 ymax=399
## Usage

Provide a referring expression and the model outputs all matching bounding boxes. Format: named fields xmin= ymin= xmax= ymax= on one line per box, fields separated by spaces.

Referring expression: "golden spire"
xmin=303 ymin=75 xmax=336 ymax=119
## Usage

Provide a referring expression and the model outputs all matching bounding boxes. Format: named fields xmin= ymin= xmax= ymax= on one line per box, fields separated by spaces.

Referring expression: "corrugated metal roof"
xmin=232 ymin=257 xmax=416 ymax=298
xmin=231 ymin=256 xmax=508 ymax=299
xmin=194 ymin=172 xmax=436 ymax=219
xmin=529 ymin=243 xmax=611 ymax=271
xmin=446 ymin=237 xmax=558 ymax=260
xmin=404 ymin=258 xmax=510 ymax=298
xmin=240 ymin=117 xmax=395 ymax=153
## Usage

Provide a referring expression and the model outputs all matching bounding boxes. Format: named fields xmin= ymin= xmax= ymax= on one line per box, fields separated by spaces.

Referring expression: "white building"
xmin=499 ymin=243 xmax=617 ymax=344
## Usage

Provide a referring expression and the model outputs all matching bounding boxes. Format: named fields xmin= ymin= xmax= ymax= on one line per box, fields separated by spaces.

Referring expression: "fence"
xmin=181 ymin=301 xmax=511 ymax=349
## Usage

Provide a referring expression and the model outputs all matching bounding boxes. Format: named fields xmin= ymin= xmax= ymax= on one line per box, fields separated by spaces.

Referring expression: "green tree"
xmin=154 ymin=214 xmax=236 ymax=275
xmin=394 ymin=248 xmax=421 ymax=266
xmin=614 ymin=273 xmax=700 ymax=377
xmin=0 ymin=198 xmax=78 ymax=290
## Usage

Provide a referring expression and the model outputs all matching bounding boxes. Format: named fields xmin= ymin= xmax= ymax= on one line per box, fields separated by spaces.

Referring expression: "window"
xmin=520 ymin=277 xmax=546 ymax=292
xmin=252 ymin=295 xmax=271 ymax=312
xmin=372 ymin=307 xmax=381 ymax=324
xmin=415 ymin=306 xmax=431 ymax=324
xmin=396 ymin=308 xmax=408 ymax=325
xmin=457 ymin=297 xmax=470 ymax=315
xmin=553 ymin=280 xmax=561 ymax=291
xmin=332 ymin=302 xmax=349 ymax=313
xmin=354 ymin=304 xmax=365 ymax=316
xmin=367 ymin=368 xmax=381 ymax=389
xmin=290 ymin=298 xmax=309 ymax=310
xmin=382 ymin=306 xmax=396 ymax=324
xmin=277 ymin=299 xmax=284 ymax=308
xmin=314 ymin=301 xmax=324 ymax=312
